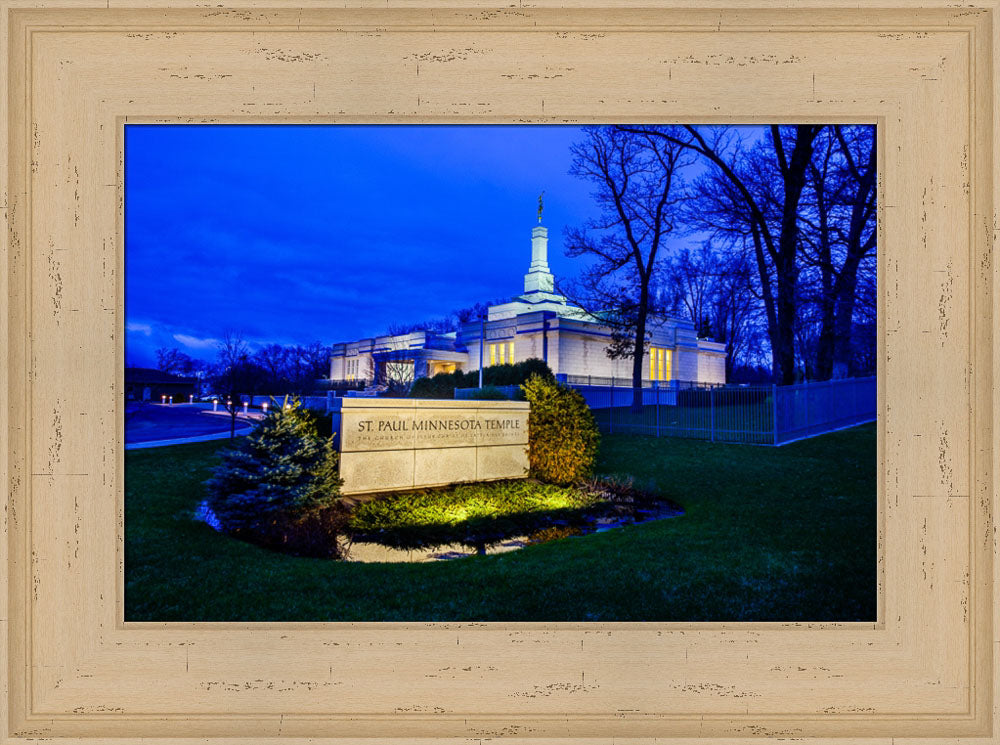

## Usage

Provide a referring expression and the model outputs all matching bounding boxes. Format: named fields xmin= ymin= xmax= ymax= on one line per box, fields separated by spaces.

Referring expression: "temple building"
xmin=329 ymin=216 xmax=727 ymax=387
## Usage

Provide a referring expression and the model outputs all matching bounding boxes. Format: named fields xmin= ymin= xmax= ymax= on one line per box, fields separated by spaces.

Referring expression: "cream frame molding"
xmin=1 ymin=1 xmax=997 ymax=742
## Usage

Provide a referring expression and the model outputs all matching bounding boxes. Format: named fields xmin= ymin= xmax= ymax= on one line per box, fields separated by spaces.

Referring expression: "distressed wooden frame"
xmin=1 ymin=0 xmax=997 ymax=742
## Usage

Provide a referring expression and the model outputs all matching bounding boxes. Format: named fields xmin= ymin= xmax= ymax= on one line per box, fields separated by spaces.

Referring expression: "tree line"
xmin=563 ymin=124 xmax=876 ymax=407
xmin=155 ymin=336 xmax=332 ymax=397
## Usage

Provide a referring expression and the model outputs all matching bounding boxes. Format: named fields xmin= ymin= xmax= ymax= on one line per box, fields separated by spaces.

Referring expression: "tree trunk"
xmin=831 ymin=260 xmax=861 ymax=378
xmin=771 ymin=125 xmax=820 ymax=385
xmin=830 ymin=128 xmax=877 ymax=378
xmin=631 ymin=290 xmax=650 ymax=413
xmin=814 ymin=299 xmax=836 ymax=381
xmin=774 ymin=260 xmax=799 ymax=385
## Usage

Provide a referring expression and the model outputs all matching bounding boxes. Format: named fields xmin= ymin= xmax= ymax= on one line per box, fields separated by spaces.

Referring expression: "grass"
xmin=348 ymin=481 xmax=603 ymax=551
xmin=125 ymin=423 xmax=876 ymax=622
xmin=590 ymin=398 xmax=774 ymax=443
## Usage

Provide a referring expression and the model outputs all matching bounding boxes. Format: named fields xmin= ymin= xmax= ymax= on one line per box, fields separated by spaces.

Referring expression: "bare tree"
xmin=663 ymin=244 xmax=760 ymax=381
xmin=622 ymin=124 xmax=824 ymax=385
xmin=209 ymin=331 xmax=262 ymax=438
xmin=374 ymin=358 xmax=414 ymax=397
xmin=563 ymin=125 xmax=692 ymax=411
xmin=155 ymin=347 xmax=202 ymax=376
xmin=253 ymin=343 xmax=289 ymax=393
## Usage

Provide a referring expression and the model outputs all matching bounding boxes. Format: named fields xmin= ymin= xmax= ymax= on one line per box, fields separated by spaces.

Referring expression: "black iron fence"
xmin=558 ymin=375 xmax=876 ymax=446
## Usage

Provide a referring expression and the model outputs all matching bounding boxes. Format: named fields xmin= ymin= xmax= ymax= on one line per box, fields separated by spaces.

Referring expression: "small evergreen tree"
xmin=205 ymin=399 xmax=343 ymax=534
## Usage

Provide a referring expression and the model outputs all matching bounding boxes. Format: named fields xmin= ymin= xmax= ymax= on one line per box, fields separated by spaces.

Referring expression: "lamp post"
xmin=160 ymin=394 xmax=166 ymax=405
xmin=261 ymin=401 xmax=268 ymax=415
xmin=212 ymin=398 xmax=218 ymax=412
xmin=167 ymin=395 xmax=172 ymax=405
xmin=479 ymin=315 xmax=485 ymax=389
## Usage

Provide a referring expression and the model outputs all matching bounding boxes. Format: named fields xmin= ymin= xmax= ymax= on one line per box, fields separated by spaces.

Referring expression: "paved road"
xmin=125 ymin=403 xmax=253 ymax=447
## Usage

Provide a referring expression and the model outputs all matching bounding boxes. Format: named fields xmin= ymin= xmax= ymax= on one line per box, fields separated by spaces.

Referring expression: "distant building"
xmin=329 ymin=218 xmax=726 ymax=387
xmin=125 ymin=367 xmax=198 ymax=402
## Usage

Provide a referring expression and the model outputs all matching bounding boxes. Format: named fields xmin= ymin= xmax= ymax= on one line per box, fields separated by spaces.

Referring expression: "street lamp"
xmin=212 ymin=398 xmax=218 ymax=412
xmin=479 ymin=314 xmax=485 ymax=389
xmin=160 ymin=394 xmax=166 ymax=404
xmin=261 ymin=401 xmax=268 ymax=415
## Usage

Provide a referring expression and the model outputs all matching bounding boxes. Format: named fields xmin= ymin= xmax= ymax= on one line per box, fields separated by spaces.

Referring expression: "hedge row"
xmin=409 ymin=357 xmax=554 ymax=399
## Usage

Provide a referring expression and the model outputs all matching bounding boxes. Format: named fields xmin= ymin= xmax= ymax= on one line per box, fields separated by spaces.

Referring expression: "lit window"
xmin=650 ymin=347 xmax=672 ymax=381
xmin=508 ymin=341 xmax=515 ymax=363
xmin=489 ymin=343 xmax=496 ymax=366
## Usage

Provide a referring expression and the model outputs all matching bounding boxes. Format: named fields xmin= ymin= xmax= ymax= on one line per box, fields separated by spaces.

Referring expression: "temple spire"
xmin=524 ymin=201 xmax=555 ymax=294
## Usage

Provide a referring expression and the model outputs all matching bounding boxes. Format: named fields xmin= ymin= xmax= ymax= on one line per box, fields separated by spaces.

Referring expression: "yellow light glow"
xmin=649 ymin=346 xmax=672 ymax=381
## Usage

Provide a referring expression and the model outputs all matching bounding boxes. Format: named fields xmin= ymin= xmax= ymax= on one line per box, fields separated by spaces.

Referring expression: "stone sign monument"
xmin=329 ymin=398 xmax=530 ymax=495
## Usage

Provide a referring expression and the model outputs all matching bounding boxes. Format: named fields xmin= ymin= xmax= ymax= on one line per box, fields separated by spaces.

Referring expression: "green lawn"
xmin=125 ymin=424 xmax=876 ymax=622
xmin=590 ymin=398 xmax=775 ymax=443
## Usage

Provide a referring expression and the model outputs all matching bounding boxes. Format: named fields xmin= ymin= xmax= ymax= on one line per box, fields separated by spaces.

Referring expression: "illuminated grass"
xmin=347 ymin=481 xmax=604 ymax=551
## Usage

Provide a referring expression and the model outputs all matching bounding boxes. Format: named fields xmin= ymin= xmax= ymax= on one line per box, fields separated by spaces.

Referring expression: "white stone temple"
xmin=329 ymin=215 xmax=727 ymax=387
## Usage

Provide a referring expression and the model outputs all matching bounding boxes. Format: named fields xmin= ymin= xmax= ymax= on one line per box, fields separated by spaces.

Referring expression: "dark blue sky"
xmin=125 ymin=124 xmax=611 ymax=367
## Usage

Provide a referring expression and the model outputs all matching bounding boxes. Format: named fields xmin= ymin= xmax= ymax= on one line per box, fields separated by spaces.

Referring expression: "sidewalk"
xmin=125 ymin=426 xmax=253 ymax=450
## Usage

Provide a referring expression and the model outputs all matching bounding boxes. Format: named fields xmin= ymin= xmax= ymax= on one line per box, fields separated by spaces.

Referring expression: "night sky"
xmin=124 ymin=124 xmax=609 ymax=367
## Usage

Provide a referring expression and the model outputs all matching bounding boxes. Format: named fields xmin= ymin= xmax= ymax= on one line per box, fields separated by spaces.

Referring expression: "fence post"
xmin=710 ymin=385 xmax=715 ymax=442
xmin=772 ymin=383 xmax=778 ymax=445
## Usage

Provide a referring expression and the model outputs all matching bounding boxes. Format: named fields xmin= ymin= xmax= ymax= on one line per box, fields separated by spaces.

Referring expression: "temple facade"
xmin=329 ymin=219 xmax=726 ymax=387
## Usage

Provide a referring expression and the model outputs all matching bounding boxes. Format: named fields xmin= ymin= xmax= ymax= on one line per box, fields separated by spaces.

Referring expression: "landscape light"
xmin=161 ymin=395 xmax=166 ymax=404
xmin=168 ymin=396 xmax=173 ymax=404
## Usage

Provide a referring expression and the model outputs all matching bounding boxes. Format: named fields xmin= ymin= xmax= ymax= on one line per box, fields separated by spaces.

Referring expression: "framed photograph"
xmin=2 ymin=1 xmax=996 ymax=742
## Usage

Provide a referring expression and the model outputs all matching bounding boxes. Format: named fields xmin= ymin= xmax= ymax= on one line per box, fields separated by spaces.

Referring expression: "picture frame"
xmin=1 ymin=0 xmax=996 ymax=741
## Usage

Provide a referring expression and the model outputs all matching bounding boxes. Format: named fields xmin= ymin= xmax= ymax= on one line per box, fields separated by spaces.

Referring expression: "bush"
xmin=469 ymin=385 xmax=509 ymax=400
xmin=521 ymin=374 xmax=600 ymax=485
xmin=409 ymin=358 xmax=555 ymax=399
xmin=410 ymin=372 xmax=460 ymax=399
xmin=205 ymin=399 xmax=344 ymax=554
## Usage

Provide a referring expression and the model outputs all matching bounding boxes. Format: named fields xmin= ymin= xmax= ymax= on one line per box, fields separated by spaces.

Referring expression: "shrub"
xmin=409 ymin=372 xmax=460 ymax=399
xmin=410 ymin=358 xmax=555 ymax=399
xmin=469 ymin=385 xmax=509 ymax=400
xmin=521 ymin=374 xmax=600 ymax=485
xmin=205 ymin=399 xmax=344 ymax=552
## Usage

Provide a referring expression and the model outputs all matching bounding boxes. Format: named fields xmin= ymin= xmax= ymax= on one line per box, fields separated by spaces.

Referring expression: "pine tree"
xmin=205 ymin=399 xmax=343 ymax=533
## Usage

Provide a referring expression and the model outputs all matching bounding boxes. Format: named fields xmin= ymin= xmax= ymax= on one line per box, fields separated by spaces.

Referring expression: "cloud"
xmin=126 ymin=321 xmax=152 ymax=335
xmin=173 ymin=333 xmax=219 ymax=350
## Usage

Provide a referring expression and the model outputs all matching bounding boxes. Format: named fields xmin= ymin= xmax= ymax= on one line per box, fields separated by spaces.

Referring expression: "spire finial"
xmin=537 ymin=191 xmax=545 ymax=223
